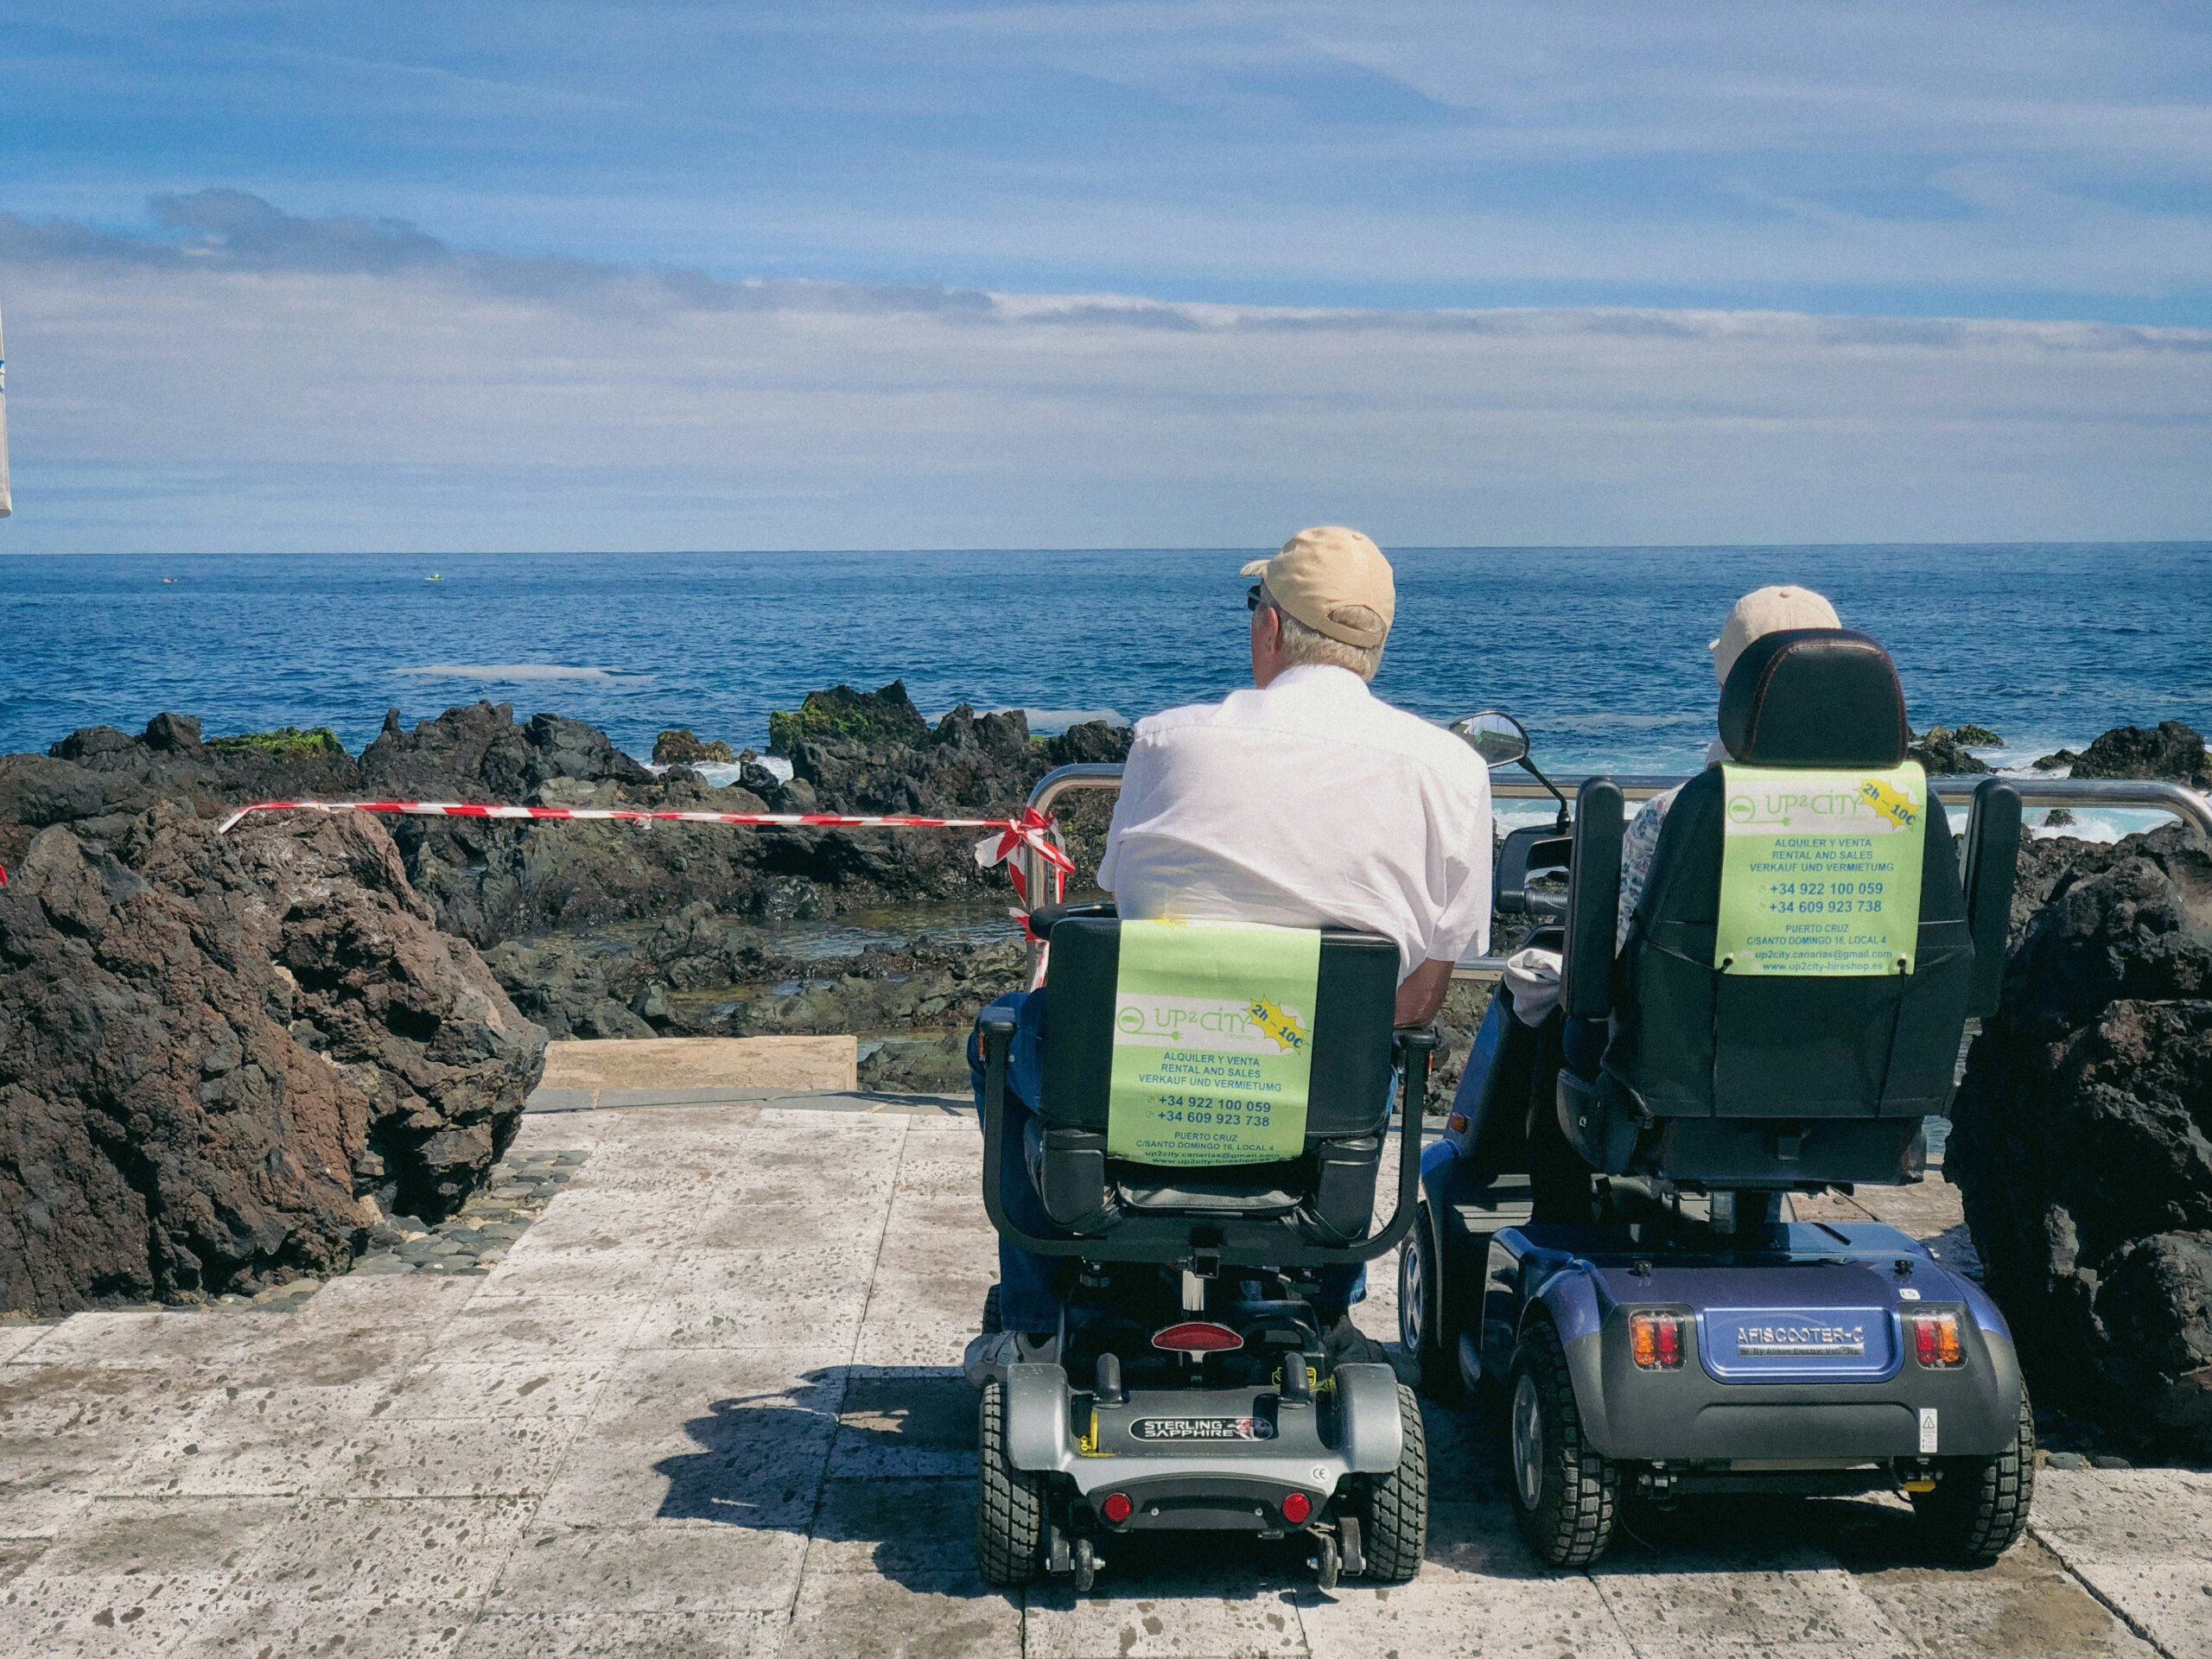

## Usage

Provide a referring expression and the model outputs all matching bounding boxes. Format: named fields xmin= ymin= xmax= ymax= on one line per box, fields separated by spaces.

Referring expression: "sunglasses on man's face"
xmin=1246 ymin=584 xmax=1263 ymax=613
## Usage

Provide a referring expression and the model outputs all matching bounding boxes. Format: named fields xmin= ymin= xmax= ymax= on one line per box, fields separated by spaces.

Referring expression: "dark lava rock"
xmin=0 ymin=803 xmax=544 ymax=1316
xmin=653 ymin=728 xmax=737 ymax=766
xmin=767 ymin=680 xmax=931 ymax=756
xmin=2068 ymin=721 xmax=2211 ymax=790
xmin=1907 ymin=727 xmax=1992 ymax=775
xmin=361 ymin=702 xmax=654 ymax=801
xmin=1948 ymin=823 xmax=2212 ymax=1451
xmin=5 ymin=715 xmax=362 ymax=874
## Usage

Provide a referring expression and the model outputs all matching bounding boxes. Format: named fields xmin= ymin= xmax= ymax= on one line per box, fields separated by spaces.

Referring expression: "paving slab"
xmin=2 ymin=1097 xmax=2208 ymax=1657
xmin=234 ymin=1496 xmax=540 ymax=1606
xmin=539 ymin=1035 xmax=858 ymax=1094
xmin=786 ymin=1563 xmax=1020 ymax=1659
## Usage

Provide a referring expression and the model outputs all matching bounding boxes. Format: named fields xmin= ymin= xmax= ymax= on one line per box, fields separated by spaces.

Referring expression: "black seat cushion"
xmin=1613 ymin=768 xmax=1972 ymax=1123
xmin=1033 ymin=918 xmax=1399 ymax=1239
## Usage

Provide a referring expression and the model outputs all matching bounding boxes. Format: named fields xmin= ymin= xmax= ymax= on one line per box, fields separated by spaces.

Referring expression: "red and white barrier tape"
xmin=216 ymin=798 xmax=1073 ymax=905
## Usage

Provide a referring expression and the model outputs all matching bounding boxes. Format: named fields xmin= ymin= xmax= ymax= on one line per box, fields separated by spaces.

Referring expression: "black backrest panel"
xmin=1612 ymin=770 xmax=1972 ymax=1123
xmin=1038 ymin=918 xmax=1398 ymax=1145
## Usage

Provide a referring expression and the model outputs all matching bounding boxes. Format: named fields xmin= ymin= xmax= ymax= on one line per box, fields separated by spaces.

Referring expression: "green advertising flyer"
xmin=1108 ymin=919 xmax=1322 ymax=1166
xmin=1714 ymin=762 xmax=1929 ymax=977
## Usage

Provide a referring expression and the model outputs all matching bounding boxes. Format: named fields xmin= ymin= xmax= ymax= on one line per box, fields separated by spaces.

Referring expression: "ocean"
xmin=3 ymin=544 xmax=2208 ymax=779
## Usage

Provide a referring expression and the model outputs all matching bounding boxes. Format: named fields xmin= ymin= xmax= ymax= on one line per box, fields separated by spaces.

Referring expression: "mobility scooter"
xmin=1402 ymin=628 xmax=2035 ymax=1567
xmin=976 ymin=912 xmax=1437 ymax=1590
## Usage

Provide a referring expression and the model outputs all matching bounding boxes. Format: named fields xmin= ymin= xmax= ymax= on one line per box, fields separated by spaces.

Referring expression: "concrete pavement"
xmin=1 ymin=1096 xmax=2199 ymax=1658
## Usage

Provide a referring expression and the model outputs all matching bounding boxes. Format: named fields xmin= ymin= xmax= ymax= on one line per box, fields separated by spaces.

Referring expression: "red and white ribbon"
xmin=216 ymin=798 xmax=1074 ymax=906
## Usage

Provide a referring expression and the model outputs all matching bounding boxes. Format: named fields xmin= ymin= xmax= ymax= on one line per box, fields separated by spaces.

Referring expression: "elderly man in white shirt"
xmin=965 ymin=527 xmax=1495 ymax=1385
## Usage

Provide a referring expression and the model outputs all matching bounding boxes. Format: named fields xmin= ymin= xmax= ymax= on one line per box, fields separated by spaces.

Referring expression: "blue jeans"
xmin=969 ymin=990 xmax=1365 ymax=1336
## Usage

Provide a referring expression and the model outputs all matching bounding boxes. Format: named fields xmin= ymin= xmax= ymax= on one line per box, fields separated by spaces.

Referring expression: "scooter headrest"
xmin=1718 ymin=627 xmax=1910 ymax=768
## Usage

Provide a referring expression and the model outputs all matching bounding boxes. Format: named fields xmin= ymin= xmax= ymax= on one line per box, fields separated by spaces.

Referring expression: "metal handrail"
xmin=1020 ymin=762 xmax=2212 ymax=982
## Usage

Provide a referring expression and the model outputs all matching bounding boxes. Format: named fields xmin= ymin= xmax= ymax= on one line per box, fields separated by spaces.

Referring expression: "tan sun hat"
xmin=1711 ymin=585 xmax=1840 ymax=687
xmin=1240 ymin=526 xmax=1395 ymax=649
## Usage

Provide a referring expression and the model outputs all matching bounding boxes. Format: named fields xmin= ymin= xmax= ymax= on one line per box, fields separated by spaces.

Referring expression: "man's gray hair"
xmin=1262 ymin=585 xmax=1386 ymax=681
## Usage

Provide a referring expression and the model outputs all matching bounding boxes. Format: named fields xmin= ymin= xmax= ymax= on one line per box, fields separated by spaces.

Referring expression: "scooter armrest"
xmin=1562 ymin=779 xmax=1624 ymax=1020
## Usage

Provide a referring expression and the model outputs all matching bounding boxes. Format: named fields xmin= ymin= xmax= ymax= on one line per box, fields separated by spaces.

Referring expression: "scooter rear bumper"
xmin=1002 ymin=1360 xmax=1403 ymax=1501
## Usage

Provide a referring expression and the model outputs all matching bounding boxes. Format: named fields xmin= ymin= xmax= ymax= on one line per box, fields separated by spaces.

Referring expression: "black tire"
xmin=1913 ymin=1385 xmax=2036 ymax=1563
xmin=981 ymin=1284 xmax=1002 ymax=1336
xmin=1357 ymin=1382 xmax=1430 ymax=1582
xmin=1507 ymin=1318 xmax=1619 ymax=1568
xmin=1398 ymin=1205 xmax=1459 ymax=1402
xmin=976 ymin=1380 xmax=1047 ymax=1586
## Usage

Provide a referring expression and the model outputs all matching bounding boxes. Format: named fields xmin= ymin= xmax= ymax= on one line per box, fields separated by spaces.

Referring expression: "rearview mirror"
xmin=1452 ymin=710 xmax=1529 ymax=770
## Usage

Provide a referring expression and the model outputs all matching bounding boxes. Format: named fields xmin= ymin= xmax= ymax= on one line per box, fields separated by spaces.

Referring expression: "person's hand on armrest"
xmin=1394 ymin=957 xmax=1456 ymax=1027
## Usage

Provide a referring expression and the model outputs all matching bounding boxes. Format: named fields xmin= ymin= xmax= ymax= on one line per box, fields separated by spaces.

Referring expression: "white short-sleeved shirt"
xmin=1096 ymin=664 xmax=1494 ymax=982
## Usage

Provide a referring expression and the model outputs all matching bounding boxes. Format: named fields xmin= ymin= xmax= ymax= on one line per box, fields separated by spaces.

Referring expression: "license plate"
xmin=1735 ymin=1323 xmax=1866 ymax=1357
xmin=1700 ymin=1306 xmax=1895 ymax=1380
xmin=1129 ymin=1416 xmax=1277 ymax=1442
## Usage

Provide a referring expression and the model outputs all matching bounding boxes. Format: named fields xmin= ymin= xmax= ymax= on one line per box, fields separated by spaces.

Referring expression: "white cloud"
xmin=0 ymin=196 xmax=2205 ymax=550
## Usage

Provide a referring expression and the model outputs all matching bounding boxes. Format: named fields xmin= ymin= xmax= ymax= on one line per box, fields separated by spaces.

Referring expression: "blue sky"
xmin=0 ymin=2 xmax=2207 ymax=549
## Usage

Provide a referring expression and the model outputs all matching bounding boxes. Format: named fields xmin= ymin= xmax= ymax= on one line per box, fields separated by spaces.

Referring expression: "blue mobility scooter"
xmin=1401 ymin=629 xmax=2035 ymax=1567
xmin=976 ymin=912 xmax=1438 ymax=1591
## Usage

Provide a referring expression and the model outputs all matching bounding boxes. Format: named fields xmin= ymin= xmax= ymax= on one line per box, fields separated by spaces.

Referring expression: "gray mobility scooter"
xmin=976 ymin=912 xmax=1438 ymax=1591
xmin=1401 ymin=627 xmax=2034 ymax=1567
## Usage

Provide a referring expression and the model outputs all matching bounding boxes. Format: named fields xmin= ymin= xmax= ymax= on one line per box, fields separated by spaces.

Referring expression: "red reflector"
xmin=1151 ymin=1321 xmax=1244 ymax=1353
xmin=1908 ymin=1312 xmax=1965 ymax=1368
xmin=1101 ymin=1491 xmax=1133 ymax=1524
xmin=1629 ymin=1311 xmax=1685 ymax=1370
xmin=1281 ymin=1491 xmax=1313 ymax=1525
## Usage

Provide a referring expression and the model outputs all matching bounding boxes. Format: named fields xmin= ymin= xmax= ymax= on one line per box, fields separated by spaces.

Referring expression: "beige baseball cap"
xmin=1240 ymin=526 xmax=1396 ymax=649
xmin=1711 ymin=585 xmax=1841 ymax=686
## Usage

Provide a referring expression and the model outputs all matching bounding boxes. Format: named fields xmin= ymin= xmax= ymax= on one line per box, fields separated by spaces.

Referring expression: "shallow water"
xmin=6 ymin=544 xmax=2208 ymax=773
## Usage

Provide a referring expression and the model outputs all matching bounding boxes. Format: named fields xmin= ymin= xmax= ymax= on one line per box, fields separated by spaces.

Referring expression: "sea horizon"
xmin=8 ymin=543 xmax=2209 ymax=788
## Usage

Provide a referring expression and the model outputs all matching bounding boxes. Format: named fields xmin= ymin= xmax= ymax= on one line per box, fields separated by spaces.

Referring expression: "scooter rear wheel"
xmin=976 ymin=1380 xmax=1048 ymax=1586
xmin=1912 ymin=1384 xmax=2036 ymax=1563
xmin=1356 ymin=1381 xmax=1430 ymax=1581
xmin=1507 ymin=1319 xmax=1619 ymax=1568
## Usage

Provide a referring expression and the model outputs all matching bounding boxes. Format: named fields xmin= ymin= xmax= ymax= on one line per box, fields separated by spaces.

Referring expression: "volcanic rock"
xmin=0 ymin=803 xmax=543 ymax=1316
xmin=653 ymin=728 xmax=737 ymax=766
xmin=2069 ymin=721 xmax=2211 ymax=790
xmin=1948 ymin=823 xmax=2212 ymax=1451
xmin=1907 ymin=727 xmax=1993 ymax=775
xmin=767 ymin=680 xmax=931 ymax=756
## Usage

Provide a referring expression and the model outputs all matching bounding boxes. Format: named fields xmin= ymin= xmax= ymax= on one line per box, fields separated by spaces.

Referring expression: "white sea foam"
xmin=646 ymin=756 xmax=794 ymax=786
xmin=393 ymin=664 xmax=645 ymax=682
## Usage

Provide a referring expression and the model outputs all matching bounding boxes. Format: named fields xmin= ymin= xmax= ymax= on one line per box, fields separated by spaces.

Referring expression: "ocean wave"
xmin=393 ymin=664 xmax=646 ymax=682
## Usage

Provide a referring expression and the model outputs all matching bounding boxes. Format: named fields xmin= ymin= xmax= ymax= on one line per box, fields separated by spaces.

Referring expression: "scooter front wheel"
xmin=1397 ymin=1204 xmax=1459 ymax=1402
xmin=1507 ymin=1319 xmax=1619 ymax=1568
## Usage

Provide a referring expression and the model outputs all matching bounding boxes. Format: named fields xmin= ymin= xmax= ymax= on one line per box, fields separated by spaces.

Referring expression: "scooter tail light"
xmin=1280 ymin=1491 xmax=1313 ymax=1525
xmin=1909 ymin=1312 xmax=1966 ymax=1368
xmin=1630 ymin=1311 xmax=1686 ymax=1370
xmin=1152 ymin=1321 xmax=1243 ymax=1353
xmin=1100 ymin=1491 xmax=1133 ymax=1524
